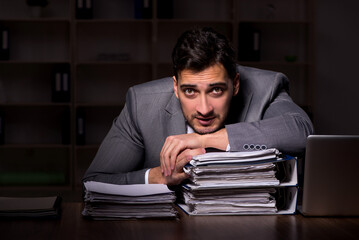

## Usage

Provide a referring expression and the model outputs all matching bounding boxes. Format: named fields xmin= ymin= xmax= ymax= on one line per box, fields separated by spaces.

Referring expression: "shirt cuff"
xmin=145 ymin=169 xmax=150 ymax=184
xmin=226 ymin=144 xmax=231 ymax=152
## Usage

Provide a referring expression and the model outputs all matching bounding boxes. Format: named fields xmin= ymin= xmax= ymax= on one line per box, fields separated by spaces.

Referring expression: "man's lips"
xmin=196 ymin=117 xmax=215 ymax=126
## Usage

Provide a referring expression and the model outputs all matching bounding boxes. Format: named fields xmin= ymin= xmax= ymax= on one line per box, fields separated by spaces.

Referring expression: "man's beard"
xmin=187 ymin=113 xmax=223 ymax=135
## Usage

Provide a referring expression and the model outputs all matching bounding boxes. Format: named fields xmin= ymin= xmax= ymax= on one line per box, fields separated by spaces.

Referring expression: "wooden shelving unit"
xmin=0 ymin=0 xmax=314 ymax=197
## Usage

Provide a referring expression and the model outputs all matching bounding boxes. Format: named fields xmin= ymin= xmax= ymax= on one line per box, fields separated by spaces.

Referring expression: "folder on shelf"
xmin=82 ymin=181 xmax=177 ymax=219
xmin=76 ymin=108 xmax=86 ymax=145
xmin=51 ymin=66 xmax=70 ymax=103
xmin=0 ymin=27 xmax=9 ymax=60
xmin=0 ymin=111 xmax=4 ymax=145
xmin=0 ymin=196 xmax=62 ymax=219
xmin=178 ymin=149 xmax=298 ymax=215
xmin=76 ymin=0 xmax=93 ymax=19
xmin=134 ymin=0 xmax=152 ymax=19
xmin=238 ymin=24 xmax=261 ymax=61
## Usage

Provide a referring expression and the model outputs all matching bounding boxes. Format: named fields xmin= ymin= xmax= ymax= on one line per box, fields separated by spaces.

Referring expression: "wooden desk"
xmin=1 ymin=202 xmax=359 ymax=240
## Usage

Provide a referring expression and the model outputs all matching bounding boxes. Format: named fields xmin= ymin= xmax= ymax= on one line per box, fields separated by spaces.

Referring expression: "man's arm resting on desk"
xmin=160 ymin=129 xmax=228 ymax=176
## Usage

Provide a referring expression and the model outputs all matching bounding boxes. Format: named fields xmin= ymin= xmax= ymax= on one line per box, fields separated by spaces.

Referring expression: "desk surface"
xmin=1 ymin=202 xmax=359 ymax=240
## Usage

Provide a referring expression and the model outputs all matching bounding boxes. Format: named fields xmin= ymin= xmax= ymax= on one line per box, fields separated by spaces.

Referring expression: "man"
xmin=83 ymin=27 xmax=313 ymax=186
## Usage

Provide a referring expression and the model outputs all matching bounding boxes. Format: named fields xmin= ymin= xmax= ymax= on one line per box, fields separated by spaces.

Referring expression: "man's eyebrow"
xmin=180 ymin=84 xmax=197 ymax=88
xmin=209 ymin=82 xmax=228 ymax=87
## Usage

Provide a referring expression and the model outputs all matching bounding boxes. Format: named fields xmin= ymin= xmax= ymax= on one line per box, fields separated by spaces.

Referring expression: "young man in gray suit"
xmin=83 ymin=27 xmax=313 ymax=186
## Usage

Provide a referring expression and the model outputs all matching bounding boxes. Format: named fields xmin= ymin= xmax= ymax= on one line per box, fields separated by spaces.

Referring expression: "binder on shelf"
xmin=51 ymin=66 xmax=70 ymax=103
xmin=178 ymin=150 xmax=298 ymax=215
xmin=157 ymin=0 xmax=173 ymax=19
xmin=238 ymin=24 xmax=261 ymax=62
xmin=76 ymin=0 xmax=93 ymax=19
xmin=0 ymin=111 xmax=4 ymax=145
xmin=76 ymin=108 xmax=86 ymax=145
xmin=0 ymin=27 xmax=9 ymax=61
xmin=134 ymin=0 xmax=152 ymax=19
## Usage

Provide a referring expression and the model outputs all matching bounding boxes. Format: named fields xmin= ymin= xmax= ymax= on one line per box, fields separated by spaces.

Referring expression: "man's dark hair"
xmin=172 ymin=27 xmax=237 ymax=81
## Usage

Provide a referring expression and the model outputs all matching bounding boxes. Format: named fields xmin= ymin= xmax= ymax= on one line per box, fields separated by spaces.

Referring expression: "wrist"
xmin=202 ymin=128 xmax=228 ymax=150
xmin=148 ymin=167 xmax=166 ymax=184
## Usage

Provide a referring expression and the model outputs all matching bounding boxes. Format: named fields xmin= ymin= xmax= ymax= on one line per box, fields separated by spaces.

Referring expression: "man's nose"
xmin=196 ymin=95 xmax=213 ymax=116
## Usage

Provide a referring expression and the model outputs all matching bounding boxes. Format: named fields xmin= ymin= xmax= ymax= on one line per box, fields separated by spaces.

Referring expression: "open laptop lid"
xmin=301 ymin=135 xmax=359 ymax=216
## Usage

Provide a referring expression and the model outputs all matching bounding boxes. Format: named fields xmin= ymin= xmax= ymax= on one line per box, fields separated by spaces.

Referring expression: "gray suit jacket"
xmin=83 ymin=65 xmax=314 ymax=184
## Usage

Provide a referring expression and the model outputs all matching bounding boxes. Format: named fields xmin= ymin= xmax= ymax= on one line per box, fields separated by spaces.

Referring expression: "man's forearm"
xmin=201 ymin=128 xmax=229 ymax=150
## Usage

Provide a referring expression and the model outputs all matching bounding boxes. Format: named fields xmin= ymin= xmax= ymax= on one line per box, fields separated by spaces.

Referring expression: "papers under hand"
xmin=82 ymin=181 xmax=177 ymax=219
xmin=179 ymin=148 xmax=298 ymax=215
xmin=190 ymin=148 xmax=280 ymax=166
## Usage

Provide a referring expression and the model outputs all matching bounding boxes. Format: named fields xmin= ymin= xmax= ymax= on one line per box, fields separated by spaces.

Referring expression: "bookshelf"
xmin=0 ymin=0 xmax=314 ymax=197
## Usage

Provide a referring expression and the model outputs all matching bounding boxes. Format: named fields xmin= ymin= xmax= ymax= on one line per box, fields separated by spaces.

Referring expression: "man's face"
xmin=173 ymin=64 xmax=239 ymax=134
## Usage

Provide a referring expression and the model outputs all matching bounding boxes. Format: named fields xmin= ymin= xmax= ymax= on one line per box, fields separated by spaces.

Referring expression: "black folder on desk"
xmin=0 ymin=196 xmax=61 ymax=219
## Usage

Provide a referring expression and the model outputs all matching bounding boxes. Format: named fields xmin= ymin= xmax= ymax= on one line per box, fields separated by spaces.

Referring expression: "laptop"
xmin=300 ymin=135 xmax=359 ymax=216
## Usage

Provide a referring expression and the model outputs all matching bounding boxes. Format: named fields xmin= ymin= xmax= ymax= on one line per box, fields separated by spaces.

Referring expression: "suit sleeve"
xmin=226 ymin=89 xmax=314 ymax=154
xmin=82 ymin=87 xmax=147 ymax=184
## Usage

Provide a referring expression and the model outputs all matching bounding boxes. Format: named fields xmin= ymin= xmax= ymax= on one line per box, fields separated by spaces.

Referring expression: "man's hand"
xmin=149 ymin=148 xmax=204 ymax=185
xmin=160 ymin=128 xmax=229 ymax=176
xmin=160 ymin=133 xmax=204 ymax=177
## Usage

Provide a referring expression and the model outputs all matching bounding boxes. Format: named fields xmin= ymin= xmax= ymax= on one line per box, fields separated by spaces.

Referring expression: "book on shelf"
xmin=76 ymin=0 xmax=93 ymax=19
xmin=0 ymin=110 xmax=4 ymax=145
xmin=157 ymin=0 xmax=173 ymax=19
xmin=0 ymin=196 xmax=62 ymax=219
xmin=0 ymin=27 xmax=9 ymax=61
xmin=134 ymin=0 xmax=152 ymax=19
xmin=82 ymin=181 xmax=177 ymax=219
xmin=178 ymin=149 xmax=298 ymax=215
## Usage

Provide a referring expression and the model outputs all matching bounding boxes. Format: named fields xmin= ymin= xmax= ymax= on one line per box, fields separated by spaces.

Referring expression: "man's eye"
xmin=184 ymin=89 xmax=195 ymax=95
xmin=212 ymin=87 xmax=223 ymax=95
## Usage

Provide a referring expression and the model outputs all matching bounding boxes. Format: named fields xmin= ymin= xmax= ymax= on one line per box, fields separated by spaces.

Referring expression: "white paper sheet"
xmin=84 ymin=181 xmax=172 ymax=196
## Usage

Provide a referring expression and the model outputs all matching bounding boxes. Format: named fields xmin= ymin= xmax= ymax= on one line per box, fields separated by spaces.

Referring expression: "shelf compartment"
xmin=0 ymin=105 xmax=71 ymax=145
xmin=169 ymin=0 xmax=233 ymax=21
xmin=76 ymin=21 xmax=152 ymax=62
xmin=76 ymin=106 xmax=123 ymax=145
xmin=0 ymin=63 xmax=71 ymax=104
xmin=0 ymin=21 xmax=70 ymax=62
xmin=238 ymin=0 xmax=308 ymax=22
xmin=0 ymin=147 xmax=70 ymax=186
xmin=238 ymin=22 xmax=308 ymax=63
xmin=76 ymin=64 xmax=151 ymax=104
xmin=0 ymin=0 xmax=70 ymax=19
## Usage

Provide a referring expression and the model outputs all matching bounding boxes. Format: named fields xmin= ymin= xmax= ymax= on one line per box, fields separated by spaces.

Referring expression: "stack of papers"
xmin=82 ymin=181 xmax=177 ymax=219
xmin=184 ymin=148 xmax=281 ymax=190
xmin=179 ymin=149 xmax=296 ymax=215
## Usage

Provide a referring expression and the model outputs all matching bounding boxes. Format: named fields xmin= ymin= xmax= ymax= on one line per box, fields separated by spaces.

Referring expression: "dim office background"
xmin=0 ymin=0 xmax=358 ymax=200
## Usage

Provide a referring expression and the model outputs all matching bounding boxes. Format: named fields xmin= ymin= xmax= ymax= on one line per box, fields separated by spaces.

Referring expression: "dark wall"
xmin=314 ymin=0 xmax=359 ymax=134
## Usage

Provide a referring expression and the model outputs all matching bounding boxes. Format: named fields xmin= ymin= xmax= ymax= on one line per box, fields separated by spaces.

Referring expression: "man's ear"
xmin=233 ymin=73 xmax=240 ymax=96
xmin=173 ymin=76 xmax=179 ymax=99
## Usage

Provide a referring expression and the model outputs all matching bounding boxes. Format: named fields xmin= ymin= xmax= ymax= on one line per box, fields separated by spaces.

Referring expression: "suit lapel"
xmin=161 ymin=93 xmax=186 ymax=137
xmin=238 ymin=91 xmax=253 ymax=122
